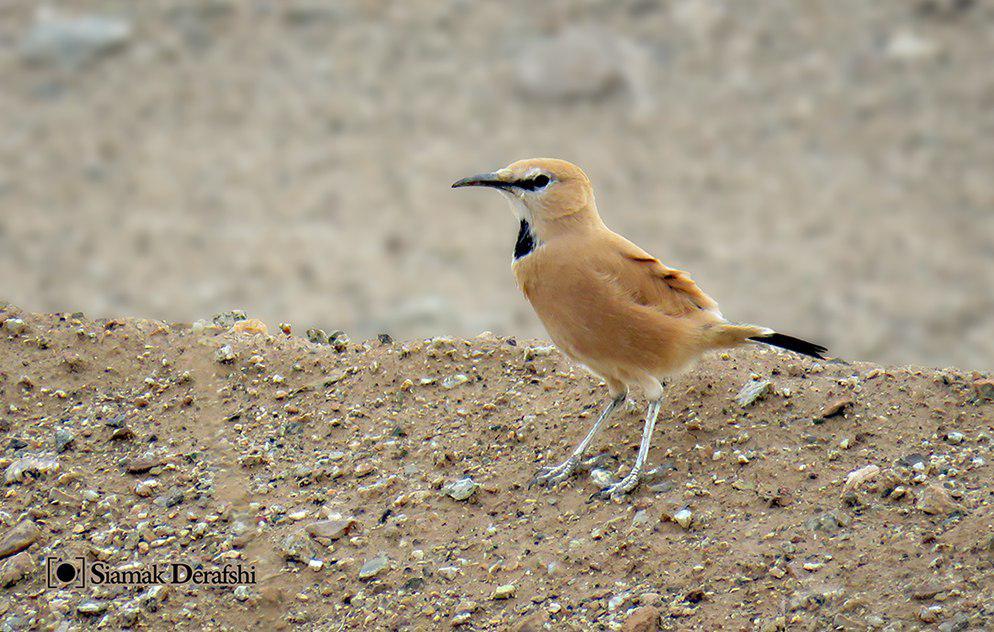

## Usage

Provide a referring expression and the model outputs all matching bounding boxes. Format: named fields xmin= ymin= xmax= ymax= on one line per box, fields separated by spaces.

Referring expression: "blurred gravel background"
xmin=1 ymin=0 xmax=992 ymax=368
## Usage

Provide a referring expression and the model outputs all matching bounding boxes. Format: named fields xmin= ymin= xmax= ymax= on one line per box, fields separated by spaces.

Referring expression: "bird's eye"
xmin=515 ymin=174 xmax=552 ymax=190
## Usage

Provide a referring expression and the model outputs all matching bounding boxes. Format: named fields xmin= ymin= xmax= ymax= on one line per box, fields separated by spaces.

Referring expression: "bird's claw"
xmin=590 ymin=476 xmax=641 ymax=502
xmin=529 ymin=458 xmax=579 ymax=488
xmin=589 ymin=486 xmax=626 ymax=503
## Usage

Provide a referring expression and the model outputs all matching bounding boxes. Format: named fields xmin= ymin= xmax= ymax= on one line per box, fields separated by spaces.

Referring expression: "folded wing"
xmin=604 ymin=234 xmax=721 ymax=318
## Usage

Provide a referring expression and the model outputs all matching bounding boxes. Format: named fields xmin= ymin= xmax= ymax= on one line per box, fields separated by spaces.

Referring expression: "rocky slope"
xmin=0 ymin=306 xmax=992 ymax=630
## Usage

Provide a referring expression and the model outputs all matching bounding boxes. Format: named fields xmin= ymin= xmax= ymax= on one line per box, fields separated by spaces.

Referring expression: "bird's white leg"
xmin=597 ymin=390 xmax=663 ymax=501
xmin=532 ymin=392 xmax=627 ymax=487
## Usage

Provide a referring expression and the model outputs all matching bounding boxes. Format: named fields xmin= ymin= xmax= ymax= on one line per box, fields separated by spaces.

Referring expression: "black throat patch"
xmin=514 ymin=219 xmax=536 ymax=260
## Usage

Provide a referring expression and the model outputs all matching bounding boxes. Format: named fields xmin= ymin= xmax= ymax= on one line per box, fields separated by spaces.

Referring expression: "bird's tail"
xmin=749 ymin=332 xmax=828 ymax=359
xmin=710 ymin=323 xmax=828 ymax=360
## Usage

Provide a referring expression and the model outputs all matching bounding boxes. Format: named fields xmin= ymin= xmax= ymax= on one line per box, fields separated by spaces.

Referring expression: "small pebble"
xmin=359 ymin=554 xmax=389 ymax=580
xmin=736 ymin=380 xmax=772 ymax=407
xmin=135 ymin=479 xmax=160 ymax=497
xmin=916 ymin=484 xmax=959 ymax=515
xmin=0 ymin=551 xmax=33 ymax=587
xmin=280 ymin=531 xmax=315 ymax=562
xmin=672 ymin=509 xmax=693 ymax=529
xmin=4 ymin=455 xmax=60 ymax=483
xmin=233 ymin=585 xmax=254 ymax=602
xmin=438 ymin=566 xmax=459 ymax=580
xmin=77 ymin=600 xmax=108 ymax=616
xmin=451 ymin=612 xmax=472 ymax=626
xmin=3 ymin=318 xmax=27 ymax=335
xmin=230 ymin=318 xmax=268 ymax=335
xmin=124 ymin=454 xmax=163 ymax=474
xmin=631 ymin=509 xmax=651 ymax=529
xmin=820 ymin=397 xmax=853 ymax=418
xmin=639 ymin=592 xmax=662 ymax=606
xmin=110 ymin=426 xmax=135 ymax=441
xmin=590 ymin=468 xmax=615 ymax=488
xmin=918 ymin=605 xmax=943 ymax=624
xmin=306 ymin=328 xmax=327 ymax=344
xmin=842 ymin=464 xmax=880 ymax=494
xmin=354 ymin=462 xmax=375 ymax=477
xmin=305 ymin=517 xmax=355 ymax=541
xmin=442 ymin=477 xmax=479 ymax=501
xmin=215 ymin=345 xmax=237 ymax=363
xmin=0 ymin=520 xmax=41 ymax=557
xmin=441 ymin=374 xmax=470 ymax=389
xmin=622 ymin=605 xmax=661 ymax=632
xmin=153 ymin=490 xmax=184 ymax=508
xmin=54 ymin=429 xmax=75 ymax=453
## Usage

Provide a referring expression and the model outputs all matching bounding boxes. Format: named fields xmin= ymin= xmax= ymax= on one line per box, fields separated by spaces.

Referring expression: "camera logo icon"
xmin=46 ymin=557 xmax=86 ymax=589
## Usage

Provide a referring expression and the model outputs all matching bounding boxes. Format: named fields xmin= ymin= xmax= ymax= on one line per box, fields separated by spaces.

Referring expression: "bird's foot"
xmin=591 ymin=471 xmax=642 ymax=502
xmin=530 ymin=456 xmax=581 ymax=488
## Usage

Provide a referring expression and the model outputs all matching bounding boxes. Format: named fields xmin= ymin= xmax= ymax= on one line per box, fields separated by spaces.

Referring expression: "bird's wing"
xmin=600 ymin=233 xmax=721 ymax=318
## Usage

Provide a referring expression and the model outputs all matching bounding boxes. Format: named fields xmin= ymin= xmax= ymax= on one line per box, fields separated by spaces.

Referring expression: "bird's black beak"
xmin=451 ymin=172 xmax=512 ymax=190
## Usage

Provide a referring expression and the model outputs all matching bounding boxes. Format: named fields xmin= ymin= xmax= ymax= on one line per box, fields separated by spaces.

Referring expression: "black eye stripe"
xmin=515 ymin=175 xmax=551 ymax=190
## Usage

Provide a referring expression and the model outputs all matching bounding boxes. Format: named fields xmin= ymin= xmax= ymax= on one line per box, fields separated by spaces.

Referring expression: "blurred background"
xmin=0 ymin=1 xmax=991 ymax=368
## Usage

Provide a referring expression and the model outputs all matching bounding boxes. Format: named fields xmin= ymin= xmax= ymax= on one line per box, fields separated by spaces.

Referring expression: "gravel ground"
xmin=1 ymin=305 xmax=992 ymax=630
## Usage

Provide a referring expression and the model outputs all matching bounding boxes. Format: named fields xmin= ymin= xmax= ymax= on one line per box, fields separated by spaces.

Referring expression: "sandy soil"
xmin=1 ymin=305 xmax=992 ymax=630
xmin=1 ymin=1 xmax=993 ymax=369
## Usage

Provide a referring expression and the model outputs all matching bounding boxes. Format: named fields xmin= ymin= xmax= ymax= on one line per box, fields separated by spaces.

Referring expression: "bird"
xmin=452 ymin=158 xmax=827 ymax=500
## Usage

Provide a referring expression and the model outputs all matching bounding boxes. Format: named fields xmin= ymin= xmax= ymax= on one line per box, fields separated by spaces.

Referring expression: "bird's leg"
xmin=596 ymin=396 xmax=663 ymax=501
xmin=532 ymin=392 xmax=627 ymax=487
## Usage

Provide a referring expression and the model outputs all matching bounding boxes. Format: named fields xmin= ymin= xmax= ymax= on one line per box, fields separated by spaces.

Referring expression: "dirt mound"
xmin=1 ymin=306 xmax=992 ymax=630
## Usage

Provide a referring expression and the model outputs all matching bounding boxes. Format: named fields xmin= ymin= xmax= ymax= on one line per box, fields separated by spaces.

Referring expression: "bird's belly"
xmin=517 ymin=270 xmax=702 ymax=384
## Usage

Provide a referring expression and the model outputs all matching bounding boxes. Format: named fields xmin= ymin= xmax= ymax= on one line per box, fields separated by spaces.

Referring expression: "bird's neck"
xmin=510 ymin=197 xmax=604 ymax=260
xmin=529 ymin=204 xmax=605 ymax=242
xmin=514 ymin=218 xmax=537 ymax=260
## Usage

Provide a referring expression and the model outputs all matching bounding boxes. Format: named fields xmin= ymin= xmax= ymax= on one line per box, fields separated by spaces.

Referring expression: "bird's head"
xmin=452 ymin=158 xmax=598 ymax=227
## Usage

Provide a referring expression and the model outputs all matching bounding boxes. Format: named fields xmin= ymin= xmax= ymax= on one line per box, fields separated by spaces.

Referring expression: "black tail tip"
xmin=749 ymin=332 xmax=828 ymax=360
